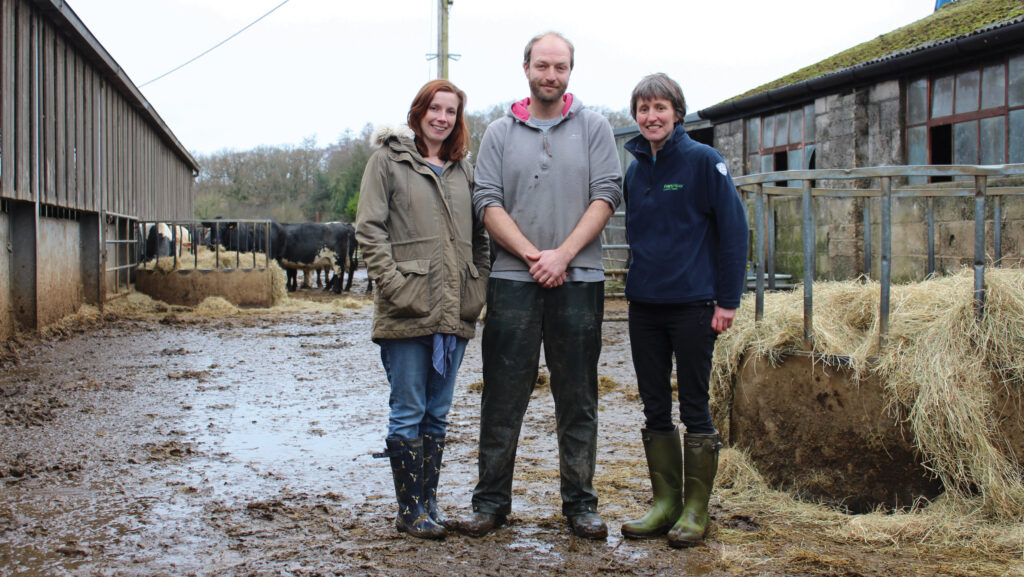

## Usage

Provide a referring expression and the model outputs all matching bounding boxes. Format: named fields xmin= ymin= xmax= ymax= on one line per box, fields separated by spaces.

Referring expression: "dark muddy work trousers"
xmin=628 ymin=301 xmax=718 ymax=435
xmin=472 ymin=278 xmax=604 ymax=517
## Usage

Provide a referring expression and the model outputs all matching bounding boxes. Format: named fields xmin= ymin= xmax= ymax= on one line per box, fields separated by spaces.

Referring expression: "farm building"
xmin=1 ymin=0 xmax=197 ymax=340
xmin=614 ymin=0 xmax=1024 ymax=283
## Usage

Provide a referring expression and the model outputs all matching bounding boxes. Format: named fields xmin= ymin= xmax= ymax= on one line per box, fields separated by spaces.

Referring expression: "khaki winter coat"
xmin=355 ymin=126 xmax=489 ymax=341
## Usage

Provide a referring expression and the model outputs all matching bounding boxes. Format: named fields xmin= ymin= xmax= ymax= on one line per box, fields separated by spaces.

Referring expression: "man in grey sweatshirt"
xmin=456 ymin=31 xmax=623 ymax=540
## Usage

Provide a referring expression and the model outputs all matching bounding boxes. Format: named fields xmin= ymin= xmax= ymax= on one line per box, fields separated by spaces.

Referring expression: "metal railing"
xmin=734 ymin=164 xmax=1024 ymax=349
xmin=136 ymin=218 xmax=276 ymax=270
xmin=103 ymin=211 xmax=141 ymax=296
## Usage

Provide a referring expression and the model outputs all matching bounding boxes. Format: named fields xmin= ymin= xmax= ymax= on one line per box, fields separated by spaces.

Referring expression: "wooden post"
xmin=437 ymin=0 xmax=451 ymax=79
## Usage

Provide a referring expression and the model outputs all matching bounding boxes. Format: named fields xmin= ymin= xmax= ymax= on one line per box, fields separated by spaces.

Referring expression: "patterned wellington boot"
xmin=384 ymin=437 xmax=446 ymax=540
xmin=421 ymin=433 xmax=449 ymax=528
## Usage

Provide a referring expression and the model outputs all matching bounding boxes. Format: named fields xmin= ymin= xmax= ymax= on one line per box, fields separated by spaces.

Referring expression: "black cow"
xmin=322 ymin=222 xmax=361 ymax=293
xmin=280 ymin=222 xmax=351 ymax=293
xmin=202 ymin=219 xmax=287 ymax=265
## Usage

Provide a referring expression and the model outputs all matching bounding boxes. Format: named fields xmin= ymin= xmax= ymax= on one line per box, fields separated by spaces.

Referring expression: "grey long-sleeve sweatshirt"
xmin=472 ymin=94 xmax=623 ymax=278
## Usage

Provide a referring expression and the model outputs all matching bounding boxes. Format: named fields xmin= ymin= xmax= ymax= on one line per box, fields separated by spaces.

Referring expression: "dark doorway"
xmin=774 ymin=150 xmax=788 ymax=186
xmin=929 ymin=124 xmax=952 ymax=183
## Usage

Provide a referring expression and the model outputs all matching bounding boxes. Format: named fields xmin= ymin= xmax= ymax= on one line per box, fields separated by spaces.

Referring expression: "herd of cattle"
xmin=139 ymin=219 xmax=364 ymax=294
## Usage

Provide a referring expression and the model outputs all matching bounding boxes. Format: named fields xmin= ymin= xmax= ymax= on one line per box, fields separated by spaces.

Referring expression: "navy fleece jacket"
xmin=623 ymin=125 xmax=748 ymax=308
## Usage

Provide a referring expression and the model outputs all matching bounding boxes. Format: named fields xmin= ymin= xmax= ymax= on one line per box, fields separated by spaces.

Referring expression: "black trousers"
xmin=628 ymin=301 xmax=717 ymax=434
xmin=472 ymin=279 xmax=604 ymax=517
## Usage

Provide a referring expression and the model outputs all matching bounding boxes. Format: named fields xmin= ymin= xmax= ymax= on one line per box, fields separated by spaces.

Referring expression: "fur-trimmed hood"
xmin=370 ymin=123 xmax=472 ymax=162
xmin=371 ymin=124 xmax=415 ymax=149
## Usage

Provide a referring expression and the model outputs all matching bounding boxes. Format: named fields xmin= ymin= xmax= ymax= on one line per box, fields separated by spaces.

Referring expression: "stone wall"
xmin=715 ymin=119 xmax=745 ymax=177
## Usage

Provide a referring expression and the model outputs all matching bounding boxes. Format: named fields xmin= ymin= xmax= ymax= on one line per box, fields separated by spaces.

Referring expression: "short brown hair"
xmin=630 ymin=73 xmax=686 ymax=123
xmin=523 ymin=31 xmax=574 ymax=70
xmin=407 ymin=79 xmax=470 ymax=162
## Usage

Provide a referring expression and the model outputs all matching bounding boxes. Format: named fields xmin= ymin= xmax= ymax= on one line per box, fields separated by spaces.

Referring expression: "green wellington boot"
xmin=422 ymin=433 xmax=449 ymax=528
xmin=667 ymin=432 xmax=721 ymax=547
xmin=384 ymin=437 xmax=446 ymax=540
xmin=621 ymin=427 xmax=683 ymax=539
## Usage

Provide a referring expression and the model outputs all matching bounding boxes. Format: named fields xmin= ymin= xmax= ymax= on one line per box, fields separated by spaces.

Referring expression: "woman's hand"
xmin=711 ymin=306 xmax=736 ymax=333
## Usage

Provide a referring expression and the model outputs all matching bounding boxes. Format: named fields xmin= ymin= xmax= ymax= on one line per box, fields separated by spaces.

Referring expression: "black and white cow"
xmin=280 ymin=222 xmax=351 ymax=293
xmin=140 ymin=223 xmax=192 ymax=262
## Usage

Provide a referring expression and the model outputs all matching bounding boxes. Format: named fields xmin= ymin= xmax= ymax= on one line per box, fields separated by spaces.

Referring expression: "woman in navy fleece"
xmin=619 ymin=73 xmax=748 ymax=547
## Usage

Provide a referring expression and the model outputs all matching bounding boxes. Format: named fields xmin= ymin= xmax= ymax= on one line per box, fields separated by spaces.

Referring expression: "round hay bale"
xmin=730 ymin=353 xmax=943 ymax=512
xmin=715 ymin=268 xmax=1024 ymax=519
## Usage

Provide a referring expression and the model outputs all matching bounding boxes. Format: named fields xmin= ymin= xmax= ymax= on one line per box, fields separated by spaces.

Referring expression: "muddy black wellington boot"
xmin=667 ymin=432 xmax=721 ymax=548
xmin=385 ymin=437 xmax=446 ymax=540
xmin=621 ymin=427 xmax=683 ymax=539
xmin=422 ymin=433 xmax=449 ymax=528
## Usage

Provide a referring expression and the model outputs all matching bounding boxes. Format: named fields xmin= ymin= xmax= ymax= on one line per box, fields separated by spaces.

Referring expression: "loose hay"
xmin=718 ymin=449 xmax=1024 ymax=564
xmin=711 ymin=268 xmax=1024 ymax=533
xmin=194 ymin=297 xmax=239 ymax=317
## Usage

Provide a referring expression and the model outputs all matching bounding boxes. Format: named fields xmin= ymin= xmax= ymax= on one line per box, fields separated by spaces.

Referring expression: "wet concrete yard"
xmin=1 ymin=284 xmax=1016 ymax=576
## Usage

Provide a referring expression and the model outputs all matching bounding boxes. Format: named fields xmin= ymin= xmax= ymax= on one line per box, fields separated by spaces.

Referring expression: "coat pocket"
xmin=383 ymin=259 xmax=432 ymax=317
xmin=460 ymin=262 xmax=488 ymax=322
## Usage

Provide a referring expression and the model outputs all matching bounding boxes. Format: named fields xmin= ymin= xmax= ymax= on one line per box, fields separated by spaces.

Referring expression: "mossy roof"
xmin=724 ymin=0 xmax=1024 ymax=104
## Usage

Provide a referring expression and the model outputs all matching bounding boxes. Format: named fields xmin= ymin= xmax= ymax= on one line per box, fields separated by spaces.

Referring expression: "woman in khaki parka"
xmin=355 ymin=79 xmax=489 ymax=540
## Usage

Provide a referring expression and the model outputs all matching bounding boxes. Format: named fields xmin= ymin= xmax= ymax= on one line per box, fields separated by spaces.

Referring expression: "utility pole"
xmin=437 ymin=0 xmax=452 ymax=79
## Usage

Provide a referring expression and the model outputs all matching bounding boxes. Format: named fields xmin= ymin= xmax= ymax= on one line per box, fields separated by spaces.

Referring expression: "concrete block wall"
xmin=0 ymin=212 xmax=11 ymax=341
xmin=1 ymin=206 xmax=100 ymax=339
xmin=37 ymin=217 xmax=84 ymax=328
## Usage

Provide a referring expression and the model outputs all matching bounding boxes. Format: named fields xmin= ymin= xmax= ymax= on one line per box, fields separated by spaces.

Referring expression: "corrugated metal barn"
xmin=1 ymin=0 xmax=197 ymax=339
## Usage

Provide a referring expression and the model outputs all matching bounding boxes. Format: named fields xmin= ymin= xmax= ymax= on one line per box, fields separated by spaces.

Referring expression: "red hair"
xmin=407 ymin=79 xmax=470 ymax=162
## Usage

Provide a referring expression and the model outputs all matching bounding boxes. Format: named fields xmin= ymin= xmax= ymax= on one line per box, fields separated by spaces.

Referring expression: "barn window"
xmin=747 ymin=102 xmax=816 ymax=178
xmin=954 ymin=70 xmax=979 ymax=114
xmin=789 ymin=109 xmax=803 ymax=144
xmin=1011 ymin=109 xmax=1024 ymax=163
xmin=906 ymin=50 xmax=1024 ymax=182
xmin=932 ymin=75 xmax=954 ymax=118
xmin=980 ymin=116 xmax=1005 ymax=165
xmin=763 ymin=115 xmax=775 ymax=149
xmin=981 ymin=65 xmax=1005 ymax=109
xmin=747 ymin=117 xmax=761 ymax=154
xmin=803 ymin=104 xmax=815 ymax=142
xmin=908 ymin=78 xmax=928 ymax=125
xmin=1009 ymin=54 xmax=1024 ymax=106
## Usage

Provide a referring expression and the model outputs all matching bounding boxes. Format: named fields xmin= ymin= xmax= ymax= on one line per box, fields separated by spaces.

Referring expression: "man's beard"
xmin=529 ymin=77 xmax=566 ymax=104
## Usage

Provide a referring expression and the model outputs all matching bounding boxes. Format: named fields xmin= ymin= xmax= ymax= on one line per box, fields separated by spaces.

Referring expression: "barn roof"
xmin=700 ymin=0 xmax=1024 ymax=122
xmin=30 ymin=0 xmax=200 ymax=172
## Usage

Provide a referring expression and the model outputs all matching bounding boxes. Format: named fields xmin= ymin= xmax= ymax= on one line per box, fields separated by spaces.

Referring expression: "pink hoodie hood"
xmin=510 ymin=93 xmax=574 ymax=122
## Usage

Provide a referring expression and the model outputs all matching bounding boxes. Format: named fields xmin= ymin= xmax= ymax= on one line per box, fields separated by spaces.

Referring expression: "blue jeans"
xmin=379 ymin=335 xmax=467 ymax=440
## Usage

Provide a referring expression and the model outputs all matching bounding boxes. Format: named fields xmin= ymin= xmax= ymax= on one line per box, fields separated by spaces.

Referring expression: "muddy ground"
xmin=1 ymin=273 xmax=1017 ymax=576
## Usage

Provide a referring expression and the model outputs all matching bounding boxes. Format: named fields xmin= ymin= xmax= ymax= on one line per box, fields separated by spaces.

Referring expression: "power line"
xmin=139 ymin=0 xmax=293 ymax=88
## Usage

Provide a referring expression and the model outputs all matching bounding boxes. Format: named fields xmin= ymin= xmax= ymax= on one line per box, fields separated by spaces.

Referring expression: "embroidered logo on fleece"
xmin=663 ymin=184 xmax=684 ymax=191
xmin=716 ymin=162 xmax=729 ymax=175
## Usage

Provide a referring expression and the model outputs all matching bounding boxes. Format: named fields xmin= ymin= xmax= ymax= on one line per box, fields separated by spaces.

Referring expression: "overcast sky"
xmin=67 ymin=0 xmax=934 ymax=156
